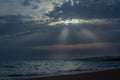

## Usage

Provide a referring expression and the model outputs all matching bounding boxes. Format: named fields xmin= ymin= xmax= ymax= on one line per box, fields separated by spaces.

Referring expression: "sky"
xmin=0 ymin=0 xmax=120 ymax=60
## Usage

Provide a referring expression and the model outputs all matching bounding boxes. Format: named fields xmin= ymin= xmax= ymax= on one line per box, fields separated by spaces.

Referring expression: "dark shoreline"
xmin=21 ymin=68 xmax=120 ymax=80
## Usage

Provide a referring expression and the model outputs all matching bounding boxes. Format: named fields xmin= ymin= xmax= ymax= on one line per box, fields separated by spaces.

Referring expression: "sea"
xmin=0 ymin=60 xmax=120 ymax=80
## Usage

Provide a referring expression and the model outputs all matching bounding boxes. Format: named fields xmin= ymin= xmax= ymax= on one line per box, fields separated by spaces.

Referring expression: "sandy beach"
xmin=22 ymin=68 xmax=120 ymax=80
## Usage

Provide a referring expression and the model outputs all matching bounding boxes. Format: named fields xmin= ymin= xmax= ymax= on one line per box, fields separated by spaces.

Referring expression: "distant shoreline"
xmin=21 ymin=68 xmax=120 ymax=80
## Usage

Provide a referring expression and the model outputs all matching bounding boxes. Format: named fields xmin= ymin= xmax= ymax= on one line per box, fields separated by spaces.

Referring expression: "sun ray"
xmin=58 ymin=28 xmax=69 ymax=44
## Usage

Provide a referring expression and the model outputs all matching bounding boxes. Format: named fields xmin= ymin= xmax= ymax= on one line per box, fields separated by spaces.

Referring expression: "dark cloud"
xmin=0 ymin=15 xmax=40 ymax=38
xmin=22 ymin=0 xmax=42 ymax=10
xmin=48 ymin=0 xmax=120 ymax=19
xmin=0 ymin=15 xmax=33 ymax=24
xmin=22 ymin=0 xmax=32 ymax=6
xmin=32 ymin=5 xmax=40 ymax=10
xmin=22 ymin=0 xmax=42 ymax=6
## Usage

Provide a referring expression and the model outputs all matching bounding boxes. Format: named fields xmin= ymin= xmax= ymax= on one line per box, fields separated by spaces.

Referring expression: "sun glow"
xmin=48 ymin=18 xmax=112 ymax=26
xmin=64 ymin=19 xmax=80 ymax=25
xmin=48 ymin=19 xmax=84 ymax=26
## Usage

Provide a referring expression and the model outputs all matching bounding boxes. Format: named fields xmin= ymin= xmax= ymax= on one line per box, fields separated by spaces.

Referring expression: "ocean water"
xmin=0 ymin=60 xmax=120 ymax=80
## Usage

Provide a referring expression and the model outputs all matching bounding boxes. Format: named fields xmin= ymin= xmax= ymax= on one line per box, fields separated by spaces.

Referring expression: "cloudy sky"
xmin=0 ymin=0 xmax=120 ymax=60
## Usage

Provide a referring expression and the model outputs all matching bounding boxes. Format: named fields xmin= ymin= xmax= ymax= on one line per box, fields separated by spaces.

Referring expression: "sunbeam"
xmin=66 ymin=26 xmax=100 ymax=42
xmin=80 ymin=28 xmax=100 ymax=41
xmin=58 ymin=27 xmax=69 ymax=44
xmin=52 ymin=27 xmax=70 ymax=60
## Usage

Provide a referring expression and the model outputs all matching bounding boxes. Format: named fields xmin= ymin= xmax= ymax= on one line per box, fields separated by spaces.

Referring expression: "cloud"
xmin=22 ymin=0 xmax=32 ymax=6
xmin=28 ymin=42 xmax=120 ymax=51
xmin=21 ymin=0 xmax=67 ymax=23
xmin=0 ymin=0 xmax=120 ymax=24
xmin=48 ymin=0 xmax=120 ymax=19
xmin=0 ymin=36 xmax=8 ymax=42
xmin=0 ymin=14 xmax=51 ymax=24
xmin=22 ymin=0 xmax=43 ymax=10
xmin=0 ymin=15 xmax=33 ymax=24
xmin=22 ymin=0 xmax=65 ymax=12
xmin=0 ymin=20 xmax=7 ymax=24
xmin=22 ymin=0 xmax=40 ymax=6
xmin=0 ymin=0 xmax=64 ymax=23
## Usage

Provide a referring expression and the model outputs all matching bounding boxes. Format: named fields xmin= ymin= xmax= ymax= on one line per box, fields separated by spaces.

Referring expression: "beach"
xmin=22 ymin=68 xmax=120 ymax=80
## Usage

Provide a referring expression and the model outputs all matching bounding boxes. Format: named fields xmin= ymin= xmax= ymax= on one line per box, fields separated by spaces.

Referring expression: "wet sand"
xmin=22 ymin=69 xmax=120 ymax=80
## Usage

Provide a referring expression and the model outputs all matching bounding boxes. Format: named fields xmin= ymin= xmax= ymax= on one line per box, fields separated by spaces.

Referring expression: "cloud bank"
xmin=48 ymin=0 xmax=120 ymax=20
